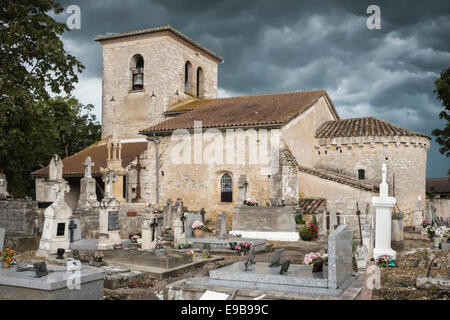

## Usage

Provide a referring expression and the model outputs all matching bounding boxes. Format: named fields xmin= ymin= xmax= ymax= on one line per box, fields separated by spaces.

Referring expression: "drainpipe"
xmin=147 ymin=134 xmax=160 ymax=205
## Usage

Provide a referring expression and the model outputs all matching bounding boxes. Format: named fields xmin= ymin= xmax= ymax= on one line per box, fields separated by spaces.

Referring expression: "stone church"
xmin=32 ymin=25 xmax=430 ymax=226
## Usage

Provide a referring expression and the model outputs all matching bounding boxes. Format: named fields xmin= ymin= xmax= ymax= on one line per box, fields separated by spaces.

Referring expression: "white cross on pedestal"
xmin=101 ymin=169 xmax=116 ymax=199
xmin=372 ymin=163 xmax=397 ymax=260
xmin=83 ymin=156 xmax=95 ymax=178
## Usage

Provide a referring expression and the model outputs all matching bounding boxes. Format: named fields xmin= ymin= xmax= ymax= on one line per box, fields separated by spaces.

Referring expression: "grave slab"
xmin=102 ymin=249 xmax=193 ymax=269
xmin=186 ymin=236 xmax=267 ymax=252
xmin=0 ymin=263 xmax=104 ymax=300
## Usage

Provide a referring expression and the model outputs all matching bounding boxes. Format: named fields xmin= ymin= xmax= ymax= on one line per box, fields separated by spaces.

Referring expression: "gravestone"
xmin=237 ymin=175 xmax=248 ymax=206
xmin=141 ymin=216 xmax=160 ymax=250
xmin=279 ymin=260 xmax=290 ymax=275
xmin=77 ymin=156 xmax=99 ymax=210
xmin=0 ymin=170 xmax=9 ymax=199
xmin=163 ymin=198 xmax=173 ymax=229
xmin=269 ymin=249 xmax=283 ymax=267
xmin=185 ymin=208 xmax=205 ymax=238
xmin=0 ymin=228 xmax=5 ymax=250
xmin=329 ymin=212 xmax=338 ymax=230
xmin=414 ymin=196 xmax=424 ymax=232
xmin=216 ymin=211 xmax=228 ymax=238
xmin=327 ymin=224 xmax=353 ymax=289
xmin=98 ymin=169 xmax=121 ymax=250
xmin=36 ymin=182 xmax=72 ymax=257
xmin=391 ymin=212 xmax=404 ymax=250
xmin=48 ymin=154 xmax=63 ymax=181
xmin=68 ymin=219 xmax=81 ymax=243
xmin=244 ymin=247 xmax=256 ymax=271
xmin=362 ymin=224 xmax=374 ymax=260
xmin=173 ymin=214 xmax=186 ymax=248
xmin=318 ymin=210 xmax=327 ymax=239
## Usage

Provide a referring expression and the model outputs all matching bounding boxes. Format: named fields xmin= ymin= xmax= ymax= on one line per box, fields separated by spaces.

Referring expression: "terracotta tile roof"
xmin=298 ymin=165 xmax=379 ymax=192
xmin=164 ymin=97 xmax=202 ymax=115
xmin=315 ymin=117 xmax=429 ymax=139
xmin=31 ymin=140 xmax=147 ymax=178
xmin=141 ymin=90 xmax=337 ymax=135
xmin=96 ymin=25 xmax=223 ymax=63
xmin=426 ymin=177 xmax=450 ymax=194
xmin=298 ymin=198 xmax=327 ymax=214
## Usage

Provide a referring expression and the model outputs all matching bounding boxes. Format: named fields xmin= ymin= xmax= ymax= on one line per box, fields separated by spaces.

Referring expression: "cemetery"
xmin=1 ymin=17 xmax=449 ymax=304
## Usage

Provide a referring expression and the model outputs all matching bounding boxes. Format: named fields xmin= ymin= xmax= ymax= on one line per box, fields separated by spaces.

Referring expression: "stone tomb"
xmin=186 ymin=236 xmax=267 ymax=252
xmin=230 ymin=206 xmax=299 ymax=241
xmin=0 ymin=263 xmax=104 ymax=300
xmin=179 ymin=224 xmax=356 ymax=297
xmin=102 ymin=250 xmax=193 ymax=270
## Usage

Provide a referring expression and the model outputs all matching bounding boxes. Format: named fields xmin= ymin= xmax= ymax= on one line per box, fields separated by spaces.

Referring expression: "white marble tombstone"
xmin=37 ymin=182 xmax=73 ymax=257
xmin=48 ymin=154 xmax=63 ymax=181
xmin=77 ymin=156 xmax=99 ymax=210
xmin=372 ymin=164 xmax=397 ymax=260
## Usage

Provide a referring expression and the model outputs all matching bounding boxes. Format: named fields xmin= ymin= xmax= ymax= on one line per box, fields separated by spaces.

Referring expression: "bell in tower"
xmin=132 ymin=55 xmax=144 ymax=90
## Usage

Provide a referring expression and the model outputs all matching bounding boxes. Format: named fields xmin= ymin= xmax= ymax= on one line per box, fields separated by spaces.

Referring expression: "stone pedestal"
xmin=372 ymin=164 xmax=396 ymax=260
xmin=77 ymin=178 xmax=99 ymax=210
xmin=98 ymin=198 xmax=121 ymax=250
xmin=37 ymin=183 xmax=73 ymax=257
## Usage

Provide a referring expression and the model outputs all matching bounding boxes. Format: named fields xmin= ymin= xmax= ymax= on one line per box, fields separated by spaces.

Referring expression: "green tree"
xmin=432 ymin=67 xmax=450 ymax=175
xmin=0 ymin=1 xmax=92 ymax=197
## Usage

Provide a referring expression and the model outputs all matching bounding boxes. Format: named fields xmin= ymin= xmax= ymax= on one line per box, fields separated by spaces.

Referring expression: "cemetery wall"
xmin=0 ymin=200 xmax=43 ymax=237
xmin=428 ymin=198 xmax=450 ymax=219
xmin=101 ymin=32 xmax=218 ymax=139
xmin=314 ymin=135 xmax=429 ymax=226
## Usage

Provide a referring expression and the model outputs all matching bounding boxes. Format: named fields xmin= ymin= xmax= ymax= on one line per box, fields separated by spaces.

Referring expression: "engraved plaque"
xmin=108 ymin=211 xmax=119 ymax=231
xmin=56 ymin=223 xmax=65 ymax=236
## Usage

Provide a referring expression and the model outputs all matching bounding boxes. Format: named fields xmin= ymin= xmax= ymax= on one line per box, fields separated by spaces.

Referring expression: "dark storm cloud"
xmin=55 ymin=0 xmax=450 ymax=177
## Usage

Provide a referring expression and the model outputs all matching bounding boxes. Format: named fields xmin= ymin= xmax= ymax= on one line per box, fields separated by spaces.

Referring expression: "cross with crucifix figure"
xmin=180 ymin=213 xmax=186 ymax=233
xmin=150 ymin=218 xmax=158 ymax=241
xmin=68 ymin=220 xmax=77 ymax=243
xmin=130 ymin=156 xmax=146 ymax=202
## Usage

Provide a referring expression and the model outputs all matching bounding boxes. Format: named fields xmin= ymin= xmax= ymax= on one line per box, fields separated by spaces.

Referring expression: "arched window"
xmin=220 ymin=173 xmax=233 ymax=202
xmin=130 ymin=54 xmax=144 ymax=90
xmin=358 ymin=169 xmax=365 ymax=180
xmin=196 ymin=67 xmax=204 ymax=97
xmin=185 ymin=61 xmax=193 ymax=93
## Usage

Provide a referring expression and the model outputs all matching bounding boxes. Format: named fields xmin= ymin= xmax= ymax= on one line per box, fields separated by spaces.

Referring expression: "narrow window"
xmin=358 ymin=169 xmax=365 ymax=180
xmin=196 ymin=67 xmax=204 ymax=97
xmin=185 ymin=61 xmax=193 ymax=93
xmin=221 ymin=173 xmax=233 ymax=202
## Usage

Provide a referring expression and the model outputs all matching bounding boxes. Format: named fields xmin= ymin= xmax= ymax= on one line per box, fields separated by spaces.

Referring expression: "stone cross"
xmin=101 ymin=169 xmax=116 ymax=199
xmin=180 ymin=213 xmax=186 ymax=233
xmin=83 ymin=156 xmax=94 ymax=179
xmin=237 ymin=175 xmax=248 ymax=206
xmin=68 ymin=220 xmax=77 ymax=243
xmin=150 ymin=218 xmax=158 ymax=241
xmin=130 ymin=156 xmax=146 ymax=201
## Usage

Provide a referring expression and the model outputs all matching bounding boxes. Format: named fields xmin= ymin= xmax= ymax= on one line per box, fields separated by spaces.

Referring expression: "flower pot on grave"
xmin=194 ymin=229 xmax=203 ymax=238
xmin=301 ymin=235 xmax=312 ymax=241
xmin=1 ymin=261 xmax=11 ymax=269
xmin=433 ymin=236 xmax=441 ymax=249
xmin=56 ymin=248 xmax=65 ymax=259
xmin=312 ymin=260 xmax=324 ymax=273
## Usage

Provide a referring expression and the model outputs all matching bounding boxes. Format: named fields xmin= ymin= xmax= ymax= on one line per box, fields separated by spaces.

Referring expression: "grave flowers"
xmin=178 ymin=241 xmax=192 ymax=249
xmin=304 ymin=250 xmax=327 ymax=272
xmin=1 ymin=248 xmax=15 ymax=268
xmin=377 ymin=254 xmax=395 ymax=267
xmin=192 ymin=220 xmax=206 ymax=238
xmin=235 ymin=242 xmax=252 ymax=256
xmin=299 ymin=224 xmax=313 ymax=241
xmin=129 ymin=233 xmax=142 ymax=244
xmin=243 ymin=200 xmax=258 ymax=206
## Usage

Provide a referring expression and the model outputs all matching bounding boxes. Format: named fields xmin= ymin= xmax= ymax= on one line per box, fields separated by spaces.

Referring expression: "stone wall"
xmin=314 ymin=135 xmax=429 ymax=226
xmin=0 ymin=200 xmax=42 ymax=237
xmin=100 ymin=33 xmax=219 ymax=139
xmin=428 ymin=198 xmax=450 ymax=219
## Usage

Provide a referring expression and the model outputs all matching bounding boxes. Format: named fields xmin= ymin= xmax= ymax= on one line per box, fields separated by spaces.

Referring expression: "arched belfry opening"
xmin=220 ymin=173 xmax=233 ymax=202
xmin=130 ymin=54 xmax=144 ymax=90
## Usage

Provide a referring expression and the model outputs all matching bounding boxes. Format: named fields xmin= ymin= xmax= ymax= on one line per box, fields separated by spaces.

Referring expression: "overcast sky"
xmin=55 ymin=0 xmax=449 ymax=177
